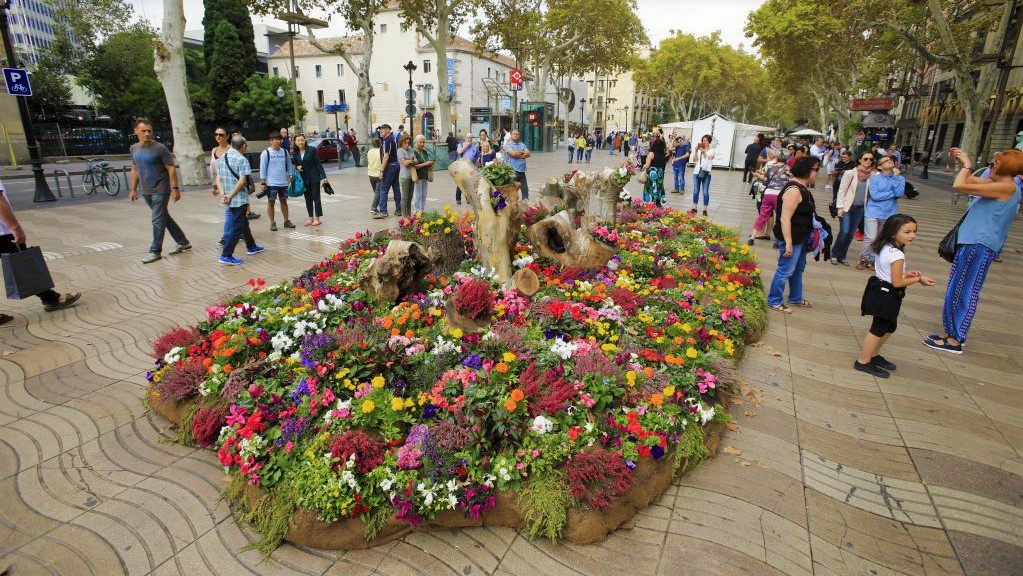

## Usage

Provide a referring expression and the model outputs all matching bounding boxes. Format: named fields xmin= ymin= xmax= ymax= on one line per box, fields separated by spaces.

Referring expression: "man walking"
xmin=670 ymin=136 xmax=691 ymax=193
xmin=129 ymin=118 xmax=191 ymax=264
xmin=258 ymin=132 xmax=296 ymax=231
xmin=279 ymin=128 xmax=291 ymax=151
xmin=446 ymin=132 xmax=459 ymax=164
xmin=743 ymin=134 xmax=764 ymax=183
xmin=217 ymin=136 xmax=264 ymax=265
xmin=504 ymin=129 xmax=531 ymax=199
xmin=373 ymin=124 xmax=402 ymax=218
xmin=454 ymin=133 xmax=479 ymax=205
xmin=346 ymin=129 xmax=361 ymax=167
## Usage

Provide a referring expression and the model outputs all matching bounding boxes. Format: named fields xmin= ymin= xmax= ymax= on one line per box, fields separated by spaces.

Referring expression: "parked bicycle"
xmin=81 ymin=158 xmax=122 ymax=196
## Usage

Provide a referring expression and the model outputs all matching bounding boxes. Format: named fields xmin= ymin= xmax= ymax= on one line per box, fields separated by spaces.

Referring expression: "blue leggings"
xmin=942 ymin=243 xmax=997 ymax=344
xmin=692 ymin=171 xmax=711 ymax=206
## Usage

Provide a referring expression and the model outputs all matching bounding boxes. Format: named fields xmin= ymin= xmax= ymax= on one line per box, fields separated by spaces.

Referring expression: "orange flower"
xmin=650 ymin=393 xmax=664 ymax=406
xmin=510 ymin=388 xmax=524 ymax=401
xmin=495 ymin=362 xmax=510 ymax=374
xmin=223 ymin=364 xmax=233 ymax=374
xmin=504 ymin=398 xmax=518 ymax=412
xmin=643 ymin=366 xmax=654 ymax=378
xmin=391 ymin=328 xmax=400 ymax=336
xmin=405 ymin=330 xmax=414 ymax=339
xmin=382 ymin=316 xmax=394 ymax=329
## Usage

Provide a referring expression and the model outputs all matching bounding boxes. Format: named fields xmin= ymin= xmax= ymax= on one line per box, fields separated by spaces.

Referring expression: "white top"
xmin=693 ymin=148 xmax=714 ymax=171
xmin=0 ymin=184 xmax=12 ymax=236
xmin=874 ymin=244 xmax=904 ymax=284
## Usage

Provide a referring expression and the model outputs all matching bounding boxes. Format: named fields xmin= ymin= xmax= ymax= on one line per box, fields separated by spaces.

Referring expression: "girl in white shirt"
xmin=690 ymin=134 xmax=715 ymax=217
xmin=854 ymin=214 xmax=935 ymax=378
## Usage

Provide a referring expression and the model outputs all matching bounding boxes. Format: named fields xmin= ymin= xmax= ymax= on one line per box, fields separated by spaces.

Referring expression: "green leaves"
xmin=227 ymin=75 xmax=308 ymax=132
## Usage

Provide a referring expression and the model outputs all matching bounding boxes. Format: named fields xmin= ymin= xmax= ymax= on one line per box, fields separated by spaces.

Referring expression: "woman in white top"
xmin=691 ymin=134 xmax=715 ymax=216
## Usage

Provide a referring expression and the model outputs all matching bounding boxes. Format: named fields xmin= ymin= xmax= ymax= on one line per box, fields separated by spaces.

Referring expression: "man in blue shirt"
xmin=129 ymin=118 xmax=191 ymax=264
xmin=454 ymin=133 xmax=478 ymax=205
xmin=259 ymin=132 xmax=295 ymax=231
xmin=217 ymin=136 xmax=264 ymax=265
xmin=670 ymin=136 xmax=691 ymax=193
xmin=628 ymin=133 xmax=639 ymax=161
xmin=373 ymin=124 xmax=402 ymax=218
xmin=504 ymin=129 xmax=531 ymax=199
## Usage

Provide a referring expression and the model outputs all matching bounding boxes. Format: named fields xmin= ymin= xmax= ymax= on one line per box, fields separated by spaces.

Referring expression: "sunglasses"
xmin=214 ymin=132 xmax=227 ymax=137
xmin=861 ymin=158 xmax=873 ymax=162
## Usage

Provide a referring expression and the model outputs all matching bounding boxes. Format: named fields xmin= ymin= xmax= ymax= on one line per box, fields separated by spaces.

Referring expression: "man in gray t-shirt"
xmin=129 ymin=118 xmax=190 ymax=263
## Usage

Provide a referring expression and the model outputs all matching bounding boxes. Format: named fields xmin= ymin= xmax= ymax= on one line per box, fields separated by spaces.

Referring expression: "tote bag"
xmin=287 ymin=175 xmax=306 ymax=198
xmin=3 ymin=246 xmax=55 ymax=300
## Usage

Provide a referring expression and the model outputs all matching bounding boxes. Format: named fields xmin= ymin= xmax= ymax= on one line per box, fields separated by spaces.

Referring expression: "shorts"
xmin=265 ymin=186 xmax=287 ymax=201
xmin=869 ymin=315 xmax=897 ymax=337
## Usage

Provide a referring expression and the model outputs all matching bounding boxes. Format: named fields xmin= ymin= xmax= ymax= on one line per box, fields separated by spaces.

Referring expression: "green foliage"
xmin=176 ymin=401 xmax=201 ymax=445
xmin=737 ymin=289 xmax=767 ymax=344
xmin=27 ymin=51 xmax=72 ymax=120
xmin=672 ymin=421 xmax=710 ymax=474
xmin=479 ymin=162 xmax=517 ymax=186
xmin=239 ymin=487 xmax=296 ymax=558
xmin=43 ymin=0 xmax=137 ymax=60
xmin=363 ymin=506 xmax=394 ymax=542
xmin=208 ymin=22 xmax=252 ymax=123
xmin=227 ymin=75 xmax=307 ymax=132
xmin=518 ymin=469 xmax=572 ymax=541
xmin=203 ymin=0 xmax=258 ymax=74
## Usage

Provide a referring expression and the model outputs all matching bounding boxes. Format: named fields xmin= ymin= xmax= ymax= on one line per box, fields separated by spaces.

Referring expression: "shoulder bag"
xmin=287 ymin=172 xmax=306 ymax=197
xmin=938 ymin=210 xmax=968 ymax=263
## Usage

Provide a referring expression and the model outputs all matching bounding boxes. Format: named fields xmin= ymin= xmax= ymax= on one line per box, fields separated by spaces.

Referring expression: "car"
xmin=307 ymin=138 xmax=349 ymax=162
xmin=63 ymin=127 xmax=128 ymax=155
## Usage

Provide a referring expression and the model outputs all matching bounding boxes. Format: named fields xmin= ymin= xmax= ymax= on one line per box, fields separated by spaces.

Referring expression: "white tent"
xmin=658 ymin=114 xmax=776 ymax=169
xmin=788 ymin=128 xmax=825 ymax=137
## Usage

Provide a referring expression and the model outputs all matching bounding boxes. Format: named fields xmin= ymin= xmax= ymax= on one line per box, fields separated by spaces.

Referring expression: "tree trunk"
xmin=526 ymin=210 xmax=616 ymax=270
xmin=572 ymin=167 xmax=624 ymax=228
xmin=153 ymin=0 xmax=208 ymax=186
xmin=447 ymin=159 xmax=523 ymax=283
xmin=359 ymin=240 xmax=436 ymax=304
xmin=432 ymin=13 xmax=453 ymax=137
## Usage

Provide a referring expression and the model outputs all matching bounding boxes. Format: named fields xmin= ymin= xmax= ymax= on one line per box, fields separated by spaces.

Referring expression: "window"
xmin=380 ymin=23 xmax=387 ymax=33
xmin=337 ymin=63 xmax=344 ymax=76
xmin=424 ymin=60 xmax=431 ymax=73
xmin=317 ymin=90 xmax=324 ymax=109
xmin=272 ymin=66 xmax=279 ymax=77
xmin=293 ymin=66 xmax=299 ymax=78
xmin=315 ymin=64 xmax=322 ymax=78
xmin=338 ymin=90 xmax=346 ymax=104
xmin=597 ymin=80 xmax=604 ymax=90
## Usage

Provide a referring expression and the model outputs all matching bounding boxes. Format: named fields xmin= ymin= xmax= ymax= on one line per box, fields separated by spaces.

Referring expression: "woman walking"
xmin=691 ymin=134 xmax=714 ymax=216
xmin=831 ymin=153 xmax=874 ymax=264
xmin=576 ymin=134 xmax=586 ymax=163
xmin=367 ymin=138 xmax=382 ymax=214
xmin=767 ymin=156 xmax=820 ymax=313
xmin=292 ymin=135 xmax=327 ymax=226
xmin=747 ymin=148 xmax=788 ymax=245
xmin=924 ymin=148 xmax=1023 ymax=354
xmin=642 ymin=137 xmax=668 ymax=207
xmin=411 ymin=134 xmax=435 ymax=214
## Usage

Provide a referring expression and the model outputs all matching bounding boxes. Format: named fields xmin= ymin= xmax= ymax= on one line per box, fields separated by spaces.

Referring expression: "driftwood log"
xmin=359 ymin=240 xmax=436 ymax=303
xmin=448 ymin=159 xmax=523 ymax=283
xmin=526 ymin=210 xmax=616 ymax=269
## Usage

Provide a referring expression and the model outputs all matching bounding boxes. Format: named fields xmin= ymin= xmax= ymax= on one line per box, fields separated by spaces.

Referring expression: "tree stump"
xmin=526 ymin=211 xmax=616 ymax=270
xmin=359 ymin=240 xmax=435 ymax=304
xmin=422 ymin=229 xmax=466 ymax=276
xmin=448 ymin=159 xmax=523 ymax=284
xmin=511 ymin=267 xmax=540 ymax=297
xmin=570 ymin=167 xmax=626 ymax=228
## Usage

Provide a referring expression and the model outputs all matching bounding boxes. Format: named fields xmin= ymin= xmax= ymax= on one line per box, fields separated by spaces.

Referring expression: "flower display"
xmin=146 ymin=200 xmax=766 ymax=551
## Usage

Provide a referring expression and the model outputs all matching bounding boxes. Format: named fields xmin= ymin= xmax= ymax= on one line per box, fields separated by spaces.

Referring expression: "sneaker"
xmin=853 ymin=361 xmax=890 ymax=378
xmin=246 ymin=212 xmax=261 ymax=220
xmin=747 ymin=238 xmax=755 ymax=246
xmin=283 ymin=220 xmax=296 ymax=228
xmin=371 ymin=208 xmax=380 ymax=214
xmin=871 ymin=355 xmax=896 ymax=371
xmin=922 ymin=337 xmax=963 ymax=355
xmin=926 ymin=334 xmax=965 ymax=348
xmin=43 ymin=292 xmax=81 ymax=312
xmin=372 ymin=212 xmax=387 ymax=219
xmin=142 ymin=252 xmax=161 ymax=264
xmin=246 ymin=245 xmax=266 ymax=255
xmin=169 ymin=242 xmax=192 ymax=255
xmin=702 ymin=210 xmax=708 ymax=217
xmin=270 ymin=222 xmax=277 ymax=231
xmin=219 ymin=255 xmax=244 ymax=266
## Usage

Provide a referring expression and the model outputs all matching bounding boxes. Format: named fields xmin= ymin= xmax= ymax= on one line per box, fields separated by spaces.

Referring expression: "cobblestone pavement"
xmin=2 ymin=147 xmax=1021 ymax=575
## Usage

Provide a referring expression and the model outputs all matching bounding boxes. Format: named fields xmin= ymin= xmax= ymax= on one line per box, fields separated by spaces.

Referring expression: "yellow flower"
xmin=503 ymin=352 xmax=517 ymax=362
xmin=362 ymin=400 xmax=376 ymax=413
xmin=391 ymin=397 xmax=405 ymax=411
xmin=601 ymin=343 xmax=618 ymax=353
xmin=681 ymin=323 xmax=692 ymax=333
xmin=626 ymin=371 xmax=637 ymax=387
xmin=449 ymin=327 xmax=463 ymax=339
xmin=372 ymin=375 xmax=385 ymax=389
xmin=685 ymin=347 xmax=699 ymax=359
xmin=663 ymin=385 xmax=676 ymax=397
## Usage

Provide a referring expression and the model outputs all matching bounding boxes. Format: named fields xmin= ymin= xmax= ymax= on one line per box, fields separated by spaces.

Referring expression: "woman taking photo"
xmin=924 ymin=148 xmax=1023 ymax=354
xmin=642 ymin=137 xmax=669 ymax=207
xmin=292 ymin=134 xmax=327 ymax=226
xmin=411 ymin=135 xmax=436 ymax=214
xmin=832 ymin=153 xmax=874 ymax=264
xmin=691 ymin=134 xmax=714 ymax=216
xmin=767 ymin=156 xmax=820 ymax=313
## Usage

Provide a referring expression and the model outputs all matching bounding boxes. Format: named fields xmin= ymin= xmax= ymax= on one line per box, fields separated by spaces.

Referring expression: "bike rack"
xmin=121 ymin=165 xmax=131 ymax=189
xmin=52 ymin=169 xmax=74 ymax=198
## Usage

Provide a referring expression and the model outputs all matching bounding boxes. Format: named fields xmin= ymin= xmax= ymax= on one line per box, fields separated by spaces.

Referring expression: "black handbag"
xmin=3 ymin=245 xmax=55 ymax=300
xmin=938 ymin=211 xmax=968 ymax=263
xmin=903 ymin=182 xmax=919 ymax=199
xmin=828 ymin=201 xmax=839 ymax=218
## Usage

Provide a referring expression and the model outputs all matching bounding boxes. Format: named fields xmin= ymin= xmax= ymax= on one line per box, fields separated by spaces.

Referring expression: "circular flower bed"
xmin=146 ymin=202 xmax=766 ymax=554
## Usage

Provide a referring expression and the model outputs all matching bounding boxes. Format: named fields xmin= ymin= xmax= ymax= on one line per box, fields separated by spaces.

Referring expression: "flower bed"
xmin=146 ymin=202 xmax=766 ymax=553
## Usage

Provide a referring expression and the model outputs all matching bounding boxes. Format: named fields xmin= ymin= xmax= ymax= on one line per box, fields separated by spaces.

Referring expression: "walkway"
xmin=1 ymin=147 xmax=1020 ymax=575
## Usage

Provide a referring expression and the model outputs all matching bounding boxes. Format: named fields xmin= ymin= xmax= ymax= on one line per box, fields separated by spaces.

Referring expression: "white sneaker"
xmin=824 ymin=184 xmax=833 ymax=190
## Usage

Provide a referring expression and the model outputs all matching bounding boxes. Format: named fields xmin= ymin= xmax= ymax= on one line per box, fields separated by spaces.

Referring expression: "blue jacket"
xmin=865 ymin=172 xmax=905 ymax=219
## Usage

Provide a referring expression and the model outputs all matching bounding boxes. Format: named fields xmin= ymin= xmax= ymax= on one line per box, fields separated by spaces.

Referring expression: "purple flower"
xmin=651 ymin=445 xmax=665 ymax=460
xmin=625 ymin=459 xmax=637 ymax=470
xmin=422 ymin=403 xmax=439 ymax=419
xmin=461 ymin=353 xmax=483 ymax=370
xmin=291 ymin=379 xmax=310 ymax=403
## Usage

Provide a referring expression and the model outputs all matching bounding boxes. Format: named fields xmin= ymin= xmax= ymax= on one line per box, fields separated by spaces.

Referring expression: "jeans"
xmin=376 ymin=163 xmax=401 ymax=214
xmin=142 ymin=193 xmax=188 ymax=254
xmin=672 ymin=161 xmax=686 ymax=191
xmin=304 ymin=180 xmax=322 ymax=217
xmin=0 ymin=234 xmax=60 ymax=305
xmin=767 ymin=241 xmax=808 ymax=306
xmin=860 ymin=217 xmax=885 ymax=263
xmin=832 ymin=204 xmax=864 ymax=262
xmin=222 ymin=204 xmax=257 ymax=257
xmin=576 ymin=148 xmax=584 ymax=162
xmin=368 ymin=176 xmax=380 ymax=210
xmin=692 ymin=171 xmax=711 ymax=206
xmin=400 ymin=178 xmax=413 ymax=216
xmin=515 ymin=171 xmax=529 ymax=199
xmin=568 ymin=147 xmax=575 ymax=162
xmin=585 ymin=149 xmax=592 ymax=163
xmin=413 ymin=180 xmax=428 ymax=213
xmin=742 ymin=162 xmax=756 ymax=183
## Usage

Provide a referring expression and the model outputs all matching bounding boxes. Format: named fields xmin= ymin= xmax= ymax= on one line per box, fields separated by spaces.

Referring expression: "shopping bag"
xmin=287 ymin=176 xmax=306 ymax=198
xmin=3 ymin=246 xmax=55 ymax=300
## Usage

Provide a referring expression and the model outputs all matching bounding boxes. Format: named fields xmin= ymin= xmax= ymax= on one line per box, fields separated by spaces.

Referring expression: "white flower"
xmin=498 ymin=467 xmax=511 ymax=482
xmin=619 ymin=189 xmax=632 ymax=201
xmin=271 ymin=331 xmax=294 ymax=352
xmin=606 ymin=258 xmax=619 ymax=271
xmin=512 ymin=255 xmax=534 ymax=268
xmin=530 ymin=415 xmax=554 ymax=434
xmin=549 ymin=337 xmax=578 ymax=360
xmin=162 ymin=346 xmax=183 ymax=365
xmin=431 ymin=335 xmax=460 ymax=356
xmin=697 ymin=404 xmax=715 ymax=425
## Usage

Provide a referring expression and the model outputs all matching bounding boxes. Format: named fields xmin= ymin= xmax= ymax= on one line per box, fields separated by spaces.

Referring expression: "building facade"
xmin=577 ymin=48 xmax=660 ymax=137
xmin=5 ymin=0 xmax=68 ymax=67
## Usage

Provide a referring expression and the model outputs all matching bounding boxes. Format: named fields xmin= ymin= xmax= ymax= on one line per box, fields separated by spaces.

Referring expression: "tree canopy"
xmin=207 ymin=21 xmax=252 ymax=123
xmin=227 ymin=74 xmax=307 ymax=133
xmin=203 ymin=0 xmax=258 ymax=74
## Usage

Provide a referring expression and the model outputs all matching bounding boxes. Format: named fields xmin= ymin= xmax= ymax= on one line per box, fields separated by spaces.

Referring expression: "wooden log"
xmin=572 ymin=167 xmax=626 ymax=228
xmin=526 ymin=211 xmax=616 ymax=270
xmin=358 ymin=240 xmax=435 ymax=304
xmin=448 ymin=159 xmax=523 ymax=283
xmin=511 ymin=267 xmax=540 ymax=297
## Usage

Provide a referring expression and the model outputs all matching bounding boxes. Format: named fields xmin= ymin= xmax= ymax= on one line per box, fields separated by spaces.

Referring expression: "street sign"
xmin=510 ymin=68 xmax=523 ymax=91
xmin=3 ymin=68 xmax=32 ymax=96
xmin=405 ymin=104 xmax=418 ymax=116
xmin=324 ymin=103 xmax=350 ymax=113
xmin=849 ymin=98 xmax=896 ymax=111
xmin=404 ymin=89 xmax=417 ymax=100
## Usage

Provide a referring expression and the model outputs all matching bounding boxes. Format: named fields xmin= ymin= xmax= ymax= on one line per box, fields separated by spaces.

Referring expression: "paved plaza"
xmin=1 ymin=148 xmax=1021 ymax=575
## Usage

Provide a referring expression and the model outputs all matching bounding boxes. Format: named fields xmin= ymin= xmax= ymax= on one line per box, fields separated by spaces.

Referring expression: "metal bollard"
xmin=52 ymin=169 xmax=74 ymax=198
xmin=121 ymin=165 xmax=131 ymax=190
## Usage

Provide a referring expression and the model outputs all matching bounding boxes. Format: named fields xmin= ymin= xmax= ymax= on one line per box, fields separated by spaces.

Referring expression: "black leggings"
xmin=0 ymin=234 xmax=60 ymax=305
xmin=304 ymin=180 xmax=322 ymax=217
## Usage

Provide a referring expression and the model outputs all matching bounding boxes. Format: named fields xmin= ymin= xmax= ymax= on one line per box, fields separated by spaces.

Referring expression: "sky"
xmin=129 ymin=0 xmax=765 ymax=53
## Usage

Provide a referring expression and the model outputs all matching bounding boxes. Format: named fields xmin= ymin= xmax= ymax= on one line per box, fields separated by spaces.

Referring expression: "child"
xmin=854 ymin=214 xmax=935 ymax=377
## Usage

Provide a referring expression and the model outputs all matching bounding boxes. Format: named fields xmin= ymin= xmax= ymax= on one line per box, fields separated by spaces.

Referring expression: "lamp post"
xmin=276 ymin=86 xmax=286 ymax=128
xmin=579 ymin=98 xmax=586 ymax=129
xmin=0 ymin=0 xmax=55 ymax=202
xmin=921 ymin=79 xmax=954 ymax=180
xmin=622 ymin=105 xmax=630 ymax=133
xmin=403 ymin=60 xmax=417 ymax=140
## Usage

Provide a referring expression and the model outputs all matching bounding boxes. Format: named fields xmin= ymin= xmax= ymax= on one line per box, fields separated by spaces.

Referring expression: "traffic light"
xmin=344 ymin=114 xmax=350 ymax=125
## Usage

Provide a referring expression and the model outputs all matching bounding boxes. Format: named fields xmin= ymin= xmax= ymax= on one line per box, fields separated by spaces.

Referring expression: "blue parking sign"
xmin=3 ymin=68 xmax=32 ymax=97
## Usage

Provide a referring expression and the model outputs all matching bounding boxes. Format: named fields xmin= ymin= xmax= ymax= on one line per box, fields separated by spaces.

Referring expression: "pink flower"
xmin=515 ymin=462 xmax=526 ymax=470
xmin=284 ymin=441 xmax=294 ymax=454
xmin=531 ymin=449 xmax=540 ymax=458
xmin=226 ymin=405 xmax=248 ymax=427
xmin=205 ymin=306 xmax=227 ymax=320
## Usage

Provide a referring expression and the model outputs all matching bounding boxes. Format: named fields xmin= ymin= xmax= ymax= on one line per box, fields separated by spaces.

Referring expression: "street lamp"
xmin=921 ymin=79 xmax=955 ymax=180
xmin=579 ymin=98 xmax=586 ymax=129
xmin=403 ymin=60 xmax=417 ymax=140
xmin=623 ymin=105 xmax=630 ymax=133
xmin=276 ymin=86 xmax=286 ymax=127
xmin=0 ymin=0 xmax=55 ymax=201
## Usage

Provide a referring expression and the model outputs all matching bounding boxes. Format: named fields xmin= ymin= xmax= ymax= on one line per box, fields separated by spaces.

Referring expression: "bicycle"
xmin=81 ymin=158 xmax=122 ymax=196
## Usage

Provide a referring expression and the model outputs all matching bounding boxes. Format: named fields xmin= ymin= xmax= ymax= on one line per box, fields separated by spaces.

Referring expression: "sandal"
xmin=44 ymin=293 xmax=81 ymax=312
xmin=789 ymin=299 xmax=812 ymax=308
xmin=769 ymin=304 xmax=793 ymax=314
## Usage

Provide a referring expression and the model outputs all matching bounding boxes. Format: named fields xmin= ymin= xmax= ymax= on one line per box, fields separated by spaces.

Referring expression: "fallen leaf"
xmin=726 ymin=423 xmax=739 ymax=432
xmin=750 ymin=389 xmax=764 ymax=407
xmin=730 ymin=397 xmax=745 ymax=405
xmin=766 ymin=347 xmax=782 ymax=358
xmin=755 ymin=460 xmax=768 ymax=469
xmin=722 ymin=445 xmax=743 ymax=456
xmin=620 ymin=520 xmax=636 ymax=530
xmin=750 ymin=341 xmax=765 ymax=348
xmin=739 ymin=382 xmax=753 ymax=397
xmin=743 ymin=411 xmax=757 ymax=418
xmin=740 ymin=460 xmax=752 ymax=467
